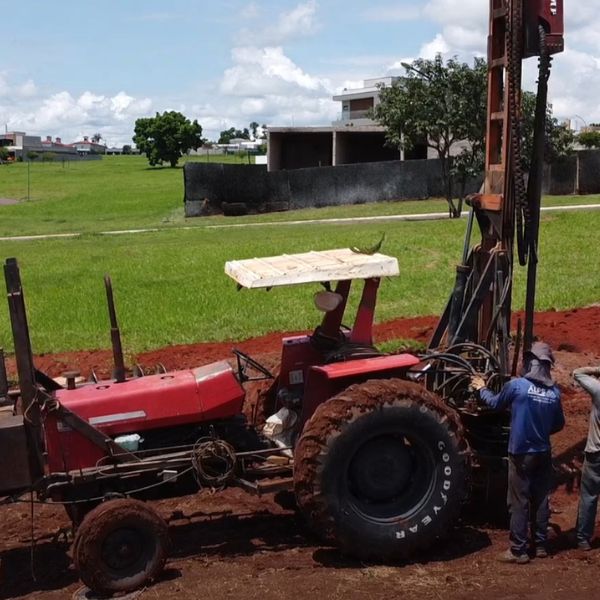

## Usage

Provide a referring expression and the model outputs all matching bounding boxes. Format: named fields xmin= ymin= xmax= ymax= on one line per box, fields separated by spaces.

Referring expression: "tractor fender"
xmin=301 ymin=354 xmax=421 ymax=426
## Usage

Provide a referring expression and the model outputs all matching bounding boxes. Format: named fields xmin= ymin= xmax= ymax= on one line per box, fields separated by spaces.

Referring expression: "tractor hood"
xmin=45 ymin=361 xmax=245 ymax=473
xmin=52 ymin=361 xmax=245 ymax=436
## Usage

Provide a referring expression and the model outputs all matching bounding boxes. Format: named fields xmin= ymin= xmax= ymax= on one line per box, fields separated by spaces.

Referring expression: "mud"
xmin=2 ymin=306 xmax=600 ymax=599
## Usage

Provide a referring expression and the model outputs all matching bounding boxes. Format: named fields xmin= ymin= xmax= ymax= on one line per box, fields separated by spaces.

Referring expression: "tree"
xmin=0 ymin=147 xmax=9 ymax=163
xmin=122 ymin=144 xmax=132 ymax=155
xmin=373 ymin=55 xmax=574 ymax=217
xmin=218 ymin=127 xmax=251 ymax=144
xmin=577 ymin=130 xmax=600 ymax=149
xmin=133 ymin=111 xmax=204 ymax=167
xmin=249 ymin=121 xmax=260 ymax=140
xmin=520 ymin=91 xmax=574 ymax=168
xmin=373 ymin=56 xmax=487 ymax=217
xmin=26 ymin=151 xmax=39 ymax=161
xmin=91 ymin=132 xmax=103 ymax=143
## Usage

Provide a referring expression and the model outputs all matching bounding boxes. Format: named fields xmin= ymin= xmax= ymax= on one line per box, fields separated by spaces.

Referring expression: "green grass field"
xmin=1 ymin=155 xmax=598 ymax=237
xmin=0 ymin=156 xmax=598 ymax=354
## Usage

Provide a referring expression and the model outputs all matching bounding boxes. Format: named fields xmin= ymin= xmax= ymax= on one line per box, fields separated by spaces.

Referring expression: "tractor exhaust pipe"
xmin=104 ymin=275 xmax=126 ymax=383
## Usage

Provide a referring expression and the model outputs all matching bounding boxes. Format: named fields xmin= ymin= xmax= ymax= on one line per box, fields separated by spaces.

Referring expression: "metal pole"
xmin=4 ymin=259 xmax=45 ymax=478
xmin=27 ymin=159 xmax=30 ymax=201
xmin=104 ymin=276 xmax=126 ymax=383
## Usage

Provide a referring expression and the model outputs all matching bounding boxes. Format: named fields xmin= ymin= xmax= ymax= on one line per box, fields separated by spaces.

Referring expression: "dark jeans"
xmin=508 ymin=452 xmax=552 ymax=556
xmin=576 ymin=451 xmax=600 ymax=545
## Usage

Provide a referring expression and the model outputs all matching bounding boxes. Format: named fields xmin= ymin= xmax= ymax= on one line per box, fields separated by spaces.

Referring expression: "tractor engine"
xmin=44 ymin=361 xmax=249 ymax=474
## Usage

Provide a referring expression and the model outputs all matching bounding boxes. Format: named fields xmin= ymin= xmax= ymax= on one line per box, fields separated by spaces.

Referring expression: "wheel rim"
xmin=347 ymin=432 xmax=437 ymax=522
xmin=102 ymin=527 xmax=150 ymax=573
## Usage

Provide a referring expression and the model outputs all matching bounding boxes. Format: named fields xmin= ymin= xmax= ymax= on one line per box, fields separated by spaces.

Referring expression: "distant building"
xmin=217 ymin=138 xmax=265 ymax=154
xmin=581 ymin=124 xmax=600 ymax=133
xmin=0 ymin=131 xmax=78 ymax=160
xmin=332 ymin=76 xmax=401 ymax=127
xmin=41 ymin=135 xmax=79 ymax=157
xmin=0 ymin=131 xmax=113 ymax=160
xmin=267 ymin=77 xmax=431 ymax=171
xmin=72 ymin=136 xmax=107 ymax=156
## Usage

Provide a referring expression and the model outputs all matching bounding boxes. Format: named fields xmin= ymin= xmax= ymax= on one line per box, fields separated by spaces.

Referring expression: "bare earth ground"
xmin=3 ymin=307 xmax=600 ymax=599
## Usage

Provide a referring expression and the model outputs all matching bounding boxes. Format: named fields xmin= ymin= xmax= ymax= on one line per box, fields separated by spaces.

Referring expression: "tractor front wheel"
xmin=73 ymin=498 xmax=170 ymax=595
xmin=294 ymin=379 xmax=469 ymax=561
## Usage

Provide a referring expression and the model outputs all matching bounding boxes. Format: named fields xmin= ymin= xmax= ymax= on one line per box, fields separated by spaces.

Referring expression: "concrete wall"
xmin=184 ymin=159 xmax=460 ymax=217
xmin=578 ymin=150 xmax=600 ymax=194
xmin=541 ymin=150 xmax=600 ymax=195
xmin=185 ymin=150 xmax=600 ymax=218
xmin=544 ymin=155 xmax=577 ymax=196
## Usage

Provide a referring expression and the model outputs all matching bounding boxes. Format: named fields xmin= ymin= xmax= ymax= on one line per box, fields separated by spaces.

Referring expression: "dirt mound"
xmin=10 ymin=306 xmax=600 ymax=381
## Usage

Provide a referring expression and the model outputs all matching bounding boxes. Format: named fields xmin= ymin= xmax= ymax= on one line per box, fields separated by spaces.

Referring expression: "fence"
xmin=184 ymin=159 xmax=483 ymax=217
xmin=184 ymin=150 xmax=600 ymax=218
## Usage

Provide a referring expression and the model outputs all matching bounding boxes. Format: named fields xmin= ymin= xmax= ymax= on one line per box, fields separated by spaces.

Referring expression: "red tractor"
xmin=0 ymin=0 xmax=565 ymax=595
xmin=0 ymin=250 xmax=468 ymax=595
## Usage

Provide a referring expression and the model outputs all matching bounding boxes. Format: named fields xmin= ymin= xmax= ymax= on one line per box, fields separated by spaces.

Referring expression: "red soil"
xmin=13 ymin=305 xmax=600 ymax=382
xmin=2 ymin=306 xmax=600 ymax=599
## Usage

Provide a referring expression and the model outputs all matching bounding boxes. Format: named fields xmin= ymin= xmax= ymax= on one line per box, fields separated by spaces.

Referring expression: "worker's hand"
xmin=470 ymin=375 xmax=486 ymax=391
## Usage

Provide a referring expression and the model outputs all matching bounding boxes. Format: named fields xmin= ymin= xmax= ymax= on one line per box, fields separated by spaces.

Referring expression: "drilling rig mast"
xmin=430 ymin=0 xmax=564 ymax=374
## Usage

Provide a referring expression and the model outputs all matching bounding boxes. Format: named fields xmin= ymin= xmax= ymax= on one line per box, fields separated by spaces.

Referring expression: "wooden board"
xmin=225 ymin=248 xmax=399 ymax=289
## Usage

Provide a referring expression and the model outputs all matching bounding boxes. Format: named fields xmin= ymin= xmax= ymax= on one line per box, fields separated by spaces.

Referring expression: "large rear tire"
xmin=294 ymin=379 xmax=469 ymax=561
xmin=73 ymin=498 xmax=169 ymax=595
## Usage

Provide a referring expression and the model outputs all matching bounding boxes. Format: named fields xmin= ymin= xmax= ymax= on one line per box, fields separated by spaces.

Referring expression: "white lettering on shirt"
xmin=527 ymin=384 xmax=557 ymax=404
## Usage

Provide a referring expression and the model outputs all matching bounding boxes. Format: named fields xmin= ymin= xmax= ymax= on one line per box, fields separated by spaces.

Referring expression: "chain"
xmin=510 ymin=3 xmax=553 ymax=266
xmin=506 ymin=0 xmax=529 ymax=266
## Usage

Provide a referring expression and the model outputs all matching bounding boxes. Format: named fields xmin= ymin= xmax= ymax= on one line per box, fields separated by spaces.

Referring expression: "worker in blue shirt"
xmin=472 ymin=341 xmax=565 ymax=564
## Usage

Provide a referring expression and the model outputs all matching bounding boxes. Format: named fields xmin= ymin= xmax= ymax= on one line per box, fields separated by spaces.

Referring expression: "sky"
xmin=1 ymin=0 xmax=599 ymax=146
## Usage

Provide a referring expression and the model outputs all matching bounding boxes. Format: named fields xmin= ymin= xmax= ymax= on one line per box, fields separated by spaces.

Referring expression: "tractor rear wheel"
xmin=73 ymin=498 xmax=169 ymax=595
xmin=294 ymin=379 xmax=469 ymax=561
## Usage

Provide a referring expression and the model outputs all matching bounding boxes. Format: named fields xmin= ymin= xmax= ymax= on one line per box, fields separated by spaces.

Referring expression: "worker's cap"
xmin=526 ymin=341 xmax=555 ymax=366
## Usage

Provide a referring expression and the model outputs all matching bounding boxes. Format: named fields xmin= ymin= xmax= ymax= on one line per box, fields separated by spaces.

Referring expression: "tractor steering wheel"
xmin=232 ymin=349 xmax=274 ymax=382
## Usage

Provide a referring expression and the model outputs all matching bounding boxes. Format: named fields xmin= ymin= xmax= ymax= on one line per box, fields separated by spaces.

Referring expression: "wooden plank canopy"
xmin=225 ymin=248 xmax=399 ymax=289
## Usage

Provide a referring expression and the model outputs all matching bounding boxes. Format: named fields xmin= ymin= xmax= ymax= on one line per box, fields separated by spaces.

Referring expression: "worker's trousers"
xmin=508 ymin=452 xmax=552 ymax=556
xmin=576 ymin=451 xmax=600 ymax=545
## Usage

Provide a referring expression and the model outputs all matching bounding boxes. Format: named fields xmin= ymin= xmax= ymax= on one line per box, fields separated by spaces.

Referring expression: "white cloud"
xmin=110 ymin=92 xmax=152 ymax=120
xmin=213 ymin=44 xmax=336 ymax=133
xmin=423 ymin=0 xmax=487 ymax=38
xmin=0 ymin=73 xmax=38 ymax=99
xmin=0 ymin=84 xmax=153 ymax=146
xmin=418 ymin=0 xmax=600 ymax=125
xmin=205 ymin=2 xmax=335 ymax=135
xmin=239 ymin=0 xmax=319 ymax=45
xmin=419 ymin=34 xmax=450 ymax=60
xmin=16 ymin=79 xmax=37 ymax=98
xmin=221 ymin=46 xmax=330 ymax=96
xmin=419 ymin=0 xmax=487 ymax=58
